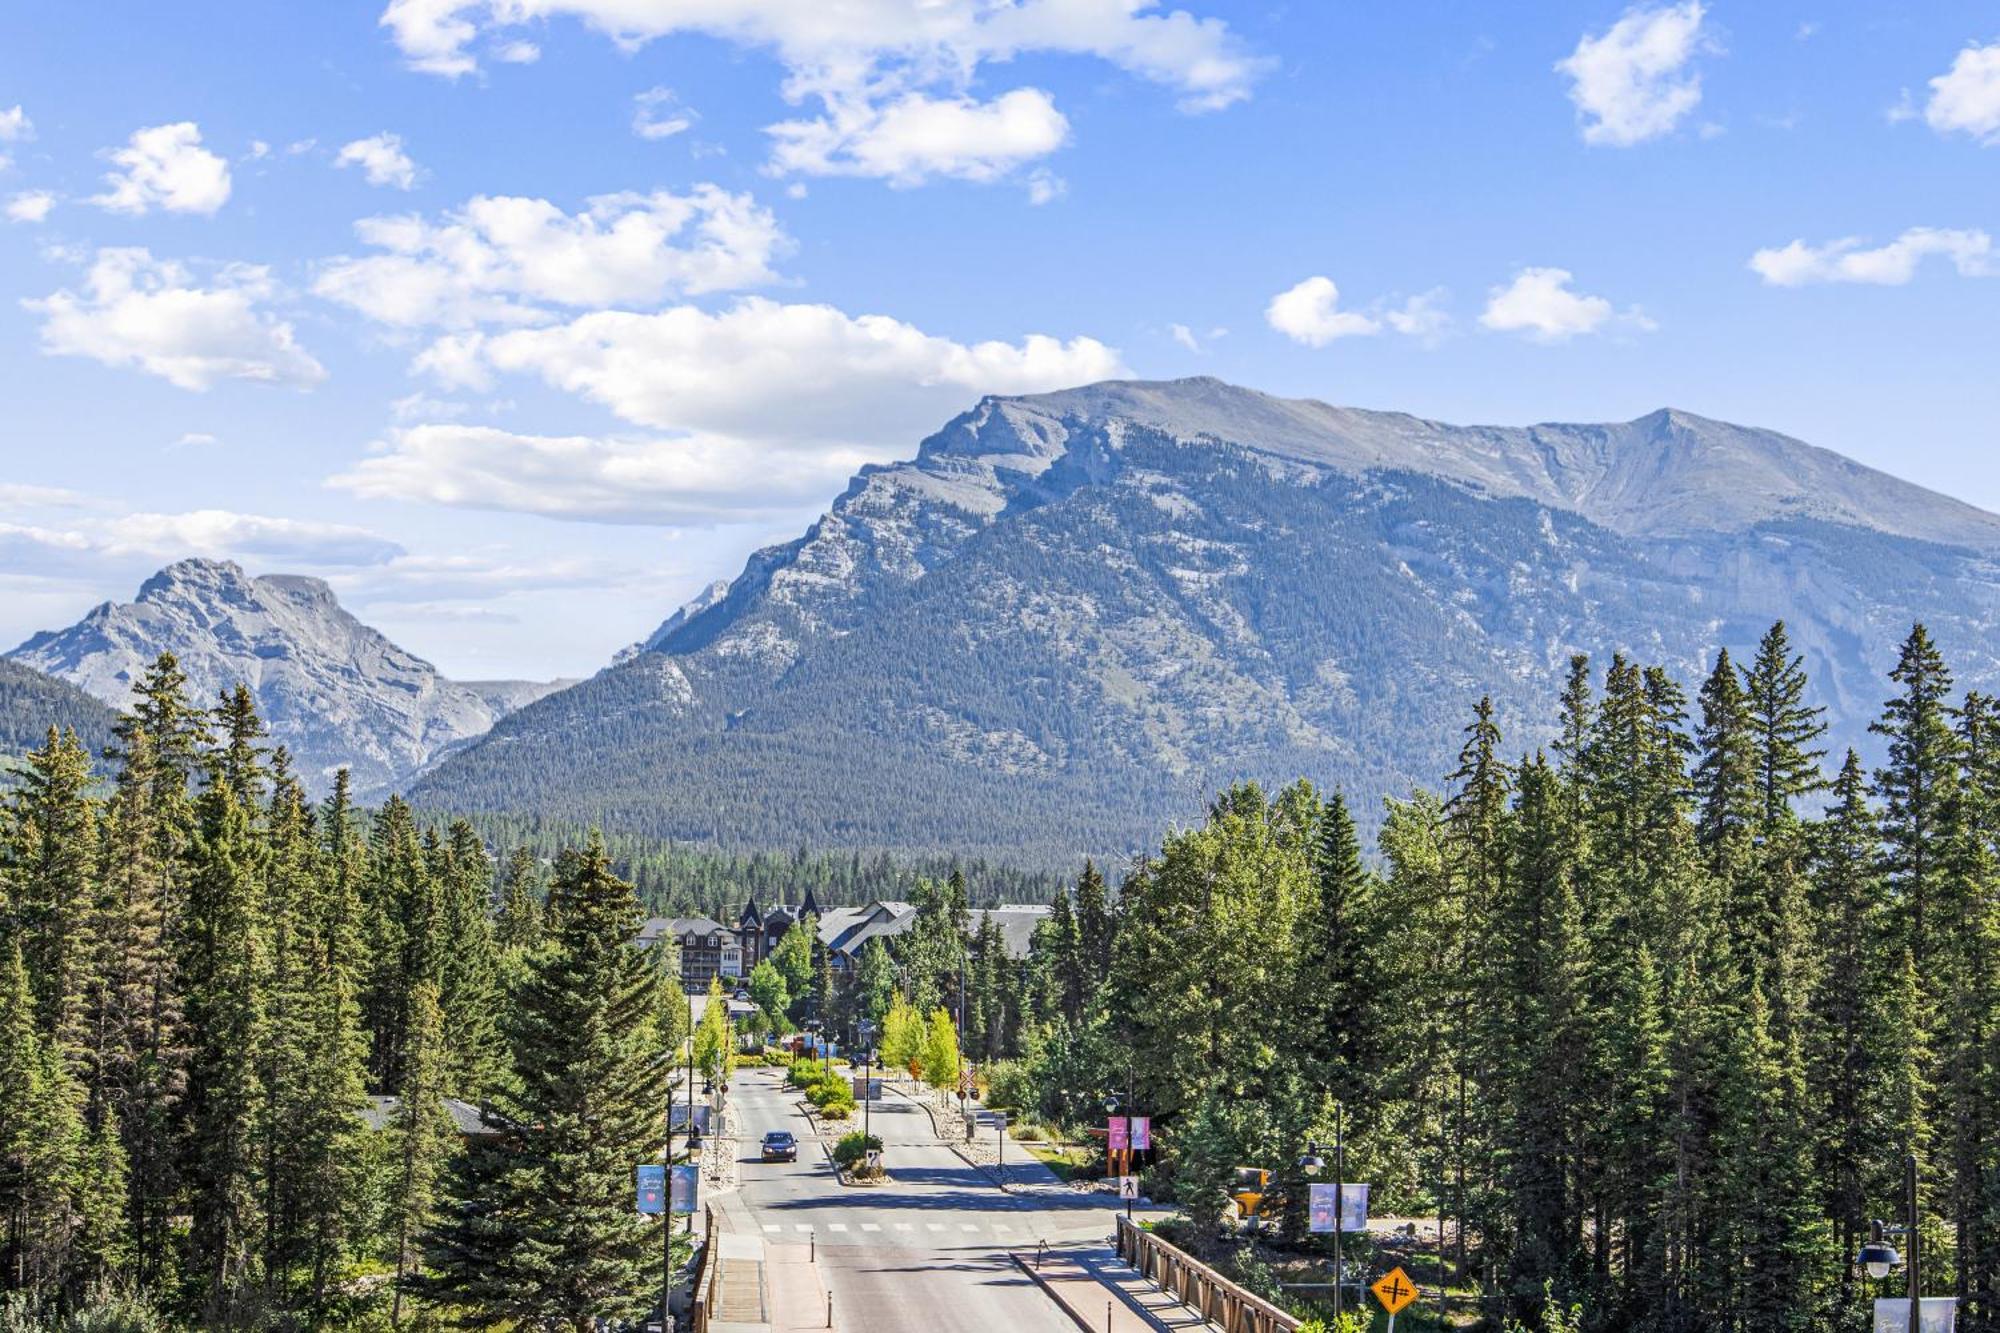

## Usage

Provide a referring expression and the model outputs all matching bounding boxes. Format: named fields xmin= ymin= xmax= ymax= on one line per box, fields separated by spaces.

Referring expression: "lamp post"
xmin=685 ymin=990 xmax=702 ymax=1236
xmin=1851 ymin=1153 xmax=1921 ymax=1333
xmin=1296 ymin=1096 xmax=1344 ymax=1320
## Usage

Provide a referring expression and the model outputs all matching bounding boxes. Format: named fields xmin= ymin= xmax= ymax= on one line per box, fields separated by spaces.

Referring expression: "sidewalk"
xmin=1013 ymin=1244 xmax=1223 ymax=1333
xmin=708 ymin=1195 xmax=831 ymax=1333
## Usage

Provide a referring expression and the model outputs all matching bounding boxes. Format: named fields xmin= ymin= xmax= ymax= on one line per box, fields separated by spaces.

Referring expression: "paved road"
xmin=723 ymin=1067 xmax=1127 ymax=1333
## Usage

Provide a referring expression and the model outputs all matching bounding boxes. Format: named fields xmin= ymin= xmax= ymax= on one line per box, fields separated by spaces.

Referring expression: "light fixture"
xmin=1297 ymin=1144 xmax=1327 ymax=1177
xmin=1856 ymin=1220 xmax=1900 ymax=1281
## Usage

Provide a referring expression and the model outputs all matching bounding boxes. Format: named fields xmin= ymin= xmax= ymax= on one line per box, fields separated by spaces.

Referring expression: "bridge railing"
xmin=688 ymin=1202 xmax=719 ymax=1333
xmin=1114 ymin=1214 xmax=1301 ymax=1333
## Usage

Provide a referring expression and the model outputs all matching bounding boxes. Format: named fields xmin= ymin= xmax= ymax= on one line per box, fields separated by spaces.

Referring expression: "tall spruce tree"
xmin=1742 ymin=621 xmax=1828 ymax=831
xmin=420 ymin=834 xmax=670 ymax=1329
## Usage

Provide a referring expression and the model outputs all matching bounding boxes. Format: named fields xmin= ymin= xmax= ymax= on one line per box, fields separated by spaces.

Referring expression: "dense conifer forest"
xmin=3 ymin=621 xmax=1997 ymax=1331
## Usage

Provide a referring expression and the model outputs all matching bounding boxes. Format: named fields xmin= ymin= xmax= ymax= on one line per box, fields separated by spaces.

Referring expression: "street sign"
xmin=1874 ymin=1298 xmax=1959 ymax=1332
xmin=1118 ymin=1175 xmax=1139 ymax=1201
xmin=1308 ymin=1183 xmax=1371 ymax=1234
xmin=1107 ymin=1116 xmax=1129 ymax=1152
xmin=1372 ymin=1266 xmax=1419 ymax=1317
xmin=636 ymin=1164 xmax=666 ymax=1215
xmin=669 ymin=1164 xmax=699 ymax=1215
xmin=1129 ymin=1116 xmax=1150 ymax=1151
xmin=960 ymin=1065 xmax=976 ymax=1095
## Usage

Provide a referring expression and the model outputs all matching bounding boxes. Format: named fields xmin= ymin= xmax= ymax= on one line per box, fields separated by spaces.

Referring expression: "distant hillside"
xmin=410 ymin=377 xmax=2000 ymax=865
xmin=0 ymin=658 xmax=119 ymax=769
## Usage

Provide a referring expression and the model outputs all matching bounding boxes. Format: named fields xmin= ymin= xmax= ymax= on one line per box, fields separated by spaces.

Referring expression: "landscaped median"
xmin=784 ymin=1057 xmax=891 ymax=1184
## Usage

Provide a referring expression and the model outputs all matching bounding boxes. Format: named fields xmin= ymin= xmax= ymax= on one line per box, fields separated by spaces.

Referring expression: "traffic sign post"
xmin=1372 ymin=1265 xmax=1419 ymax=1331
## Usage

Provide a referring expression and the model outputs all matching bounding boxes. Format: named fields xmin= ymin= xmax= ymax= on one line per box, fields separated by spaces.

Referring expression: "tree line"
xmin=948 ymin=622 xmax=1997 ymax=1332
xmin=0 ymin=652 xmax=689 ymax=1330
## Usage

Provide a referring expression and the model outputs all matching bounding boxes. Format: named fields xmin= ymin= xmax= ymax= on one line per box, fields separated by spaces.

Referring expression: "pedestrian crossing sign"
xmin=1372 ymin=1266 xmax=1419 ymax=1315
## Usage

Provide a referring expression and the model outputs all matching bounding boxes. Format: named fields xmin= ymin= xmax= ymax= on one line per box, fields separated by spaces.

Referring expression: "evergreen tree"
xmin=1693 ymin=648 xmax=1758 ymax=860
xmin=420 ymin=834 xmax=671 ymax=1329
xmin=10 ymin=727 xmax=99 ymax=1065
xmin=1742 ymin=621 xmax=1828 ymax=831
xmin=493 ymin=847 xmax=543 ymax=954
xmin=180 ymin=766 xmax=268 ymax=1324
xmin=1872 ymin=623 xmax=1960 ymax=978
xmin=1072 ymin=860 xmax=1116 ymax=993
xmin=437 ymin=820 xmax=504 ymax=1098
xmin=389 ymin=982 xmax=453 ymax=1327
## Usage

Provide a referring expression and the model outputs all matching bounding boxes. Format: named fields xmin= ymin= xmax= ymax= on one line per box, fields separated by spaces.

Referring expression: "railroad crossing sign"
xmin=1372 ymin=1266 xmax=1419 ymax=1317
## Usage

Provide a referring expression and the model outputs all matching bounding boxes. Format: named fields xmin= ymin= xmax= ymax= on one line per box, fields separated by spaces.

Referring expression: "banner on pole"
xmin=1308 ymin=1183 xmax=1371 ymax=1234
xmin=1106 ymin=1116 xmax=1129 ymax=1152
xmin=1129 ymin=1116 xmax=1151 ymax=1151
xmin=635 ymin=1164 xmax=666 ymax=1215
xmin=1874 ymin=1298 xmax=1959 ymax=1333
xmin=669 ymin=1164 xmax=699 ymax=1215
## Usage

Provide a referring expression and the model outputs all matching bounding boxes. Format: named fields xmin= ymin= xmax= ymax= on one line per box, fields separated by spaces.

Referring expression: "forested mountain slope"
xmin=0 ymin=658 xmax=119 ymax=769
xmin=408 ymin=376 xmax=2000 ymax=862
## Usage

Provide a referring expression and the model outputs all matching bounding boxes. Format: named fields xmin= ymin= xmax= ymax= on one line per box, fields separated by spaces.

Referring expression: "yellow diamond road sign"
xmin=1372 ymin=1266 xmax=1419 ymax=1316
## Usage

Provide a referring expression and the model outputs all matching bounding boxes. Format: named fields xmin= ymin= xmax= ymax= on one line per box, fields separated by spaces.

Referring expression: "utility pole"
xmin=1333 ymin=1101 xmax=1345 ymax=1325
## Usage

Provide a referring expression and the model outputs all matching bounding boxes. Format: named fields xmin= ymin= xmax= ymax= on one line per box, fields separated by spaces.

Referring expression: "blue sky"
xmin=2 ymin=2 xmax=1996 ymax=679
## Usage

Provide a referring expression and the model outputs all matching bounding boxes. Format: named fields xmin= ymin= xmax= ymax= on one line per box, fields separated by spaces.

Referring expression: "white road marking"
xmin=829 ymin=1223 xmax=849 ymax=1232
xmin=763 ymin=1224 xmax=780 ymax=1233
xmin=895 ymin=1223 xmax=914 ymax=1232
xmin=926 ymin=1223 xmax=947 ymax=1232
xmin=960 ymin=1223 xmax=979 ymax=1232
xmin=861 ymin=1223 xmax=882 ymax=1232
xmin=794 ymin=1224 xmax=813 ymax=1232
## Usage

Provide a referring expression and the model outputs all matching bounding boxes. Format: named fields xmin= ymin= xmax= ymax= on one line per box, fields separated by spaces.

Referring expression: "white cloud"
xmin=1557 ymin=2 xmax=1709 ymax=146
xmin=494 ymin=39 xmax=541 ymax=63
xmin=314 ymin=186 xmax=788 ymax=328
xmin=1265 ymin=279 xmax=1451 ymax=348
xmin=6 ymin=190 xmax=54 ymax=223
xmin=1169 ymin=322 xmax=1200 ymax=352
xmin=0 ymin=508 xmax=402 ymax=571
xmin=1265 ymin=276 xmax=1381 ymax=346
xmin=1480 ymin=267 xmax=1649 ymax=341
xmin=1749 ymin=228 xmax=1993 ymax=286
xmin=172 ymin=432 xmax=220 ymax=448
xmin=25 ymin=247 xmax=327 ymax=391
xmin=92 ymin=122 xmax=232 ymax=216
xmin=380 ymin=0 xmax=1264 ymax=184
xmin=1025 ymin=168 xmax=1066 ymax=205
xmin=416 ymin=296 xmax=1126 ymax=439
xmin=351 ymin=296 xmax=1125 ymax=521
xmin=769 ymin=88 xmax=1069 ymax=185
xmin=332 ymin=424 xmax=873 ymax=523
xmin=0 ymin=106 xmax=30 ymax=142
xmin=632 ymin=87 xmax=695 ymax=140
xmin=336 ymin=132 xmax=422 ymax=189
xmin=1925 ymin=41 xmax=2000 ymax=145
xmin=1384 ymin=288 xmax=1454 ymax=342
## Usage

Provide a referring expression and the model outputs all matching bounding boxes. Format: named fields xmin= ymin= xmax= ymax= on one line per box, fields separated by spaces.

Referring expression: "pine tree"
xmin=363 ymin=797 xmax=431 ymax=1092
xmin=1872 ymin=623 xmax=1960 ymax=978
xmin=437 ymin=820 xmax=504 ymax=1098
xmin=493 ymin=847 xmax=544 ymax=954
xmin=73 ymin=1106 xmax=133 ymax=1296
xmin=180 ymin=766 xmax=268 ymax=1323
xmin=420 ymin=833 xmax=671 ymax=1329
xmin=10 ymin=727 xmax=100 ymax=1065
xmin=1693 ymin=648 xmax=1758 ymax=860
xmin=389 ymin=982 xmax=453 ymax=1327
xmin=1072 ymin=860 xmax=1116 ymax=993
xmin=0 ymin=940 xmax=89 ymax=1305
xmin=1742 ymin=621 xmax=1828 ymax=831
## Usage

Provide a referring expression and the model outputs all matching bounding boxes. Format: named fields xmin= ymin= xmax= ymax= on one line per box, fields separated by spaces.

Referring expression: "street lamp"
xmin=1298 ymin=1101 xmax=1348 ymax=1323
xmin=1850 ymin=1154 xmax=1923 ymax=1333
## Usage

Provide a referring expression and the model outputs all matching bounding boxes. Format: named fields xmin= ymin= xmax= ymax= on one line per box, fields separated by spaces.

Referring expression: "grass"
xmin=1021 ymin=1142 xmax=1095 ymax=1181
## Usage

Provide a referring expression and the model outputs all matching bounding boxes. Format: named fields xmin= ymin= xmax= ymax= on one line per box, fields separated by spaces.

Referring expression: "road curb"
xmin=1009 ymin=1252 xmax=1105 ymax=1333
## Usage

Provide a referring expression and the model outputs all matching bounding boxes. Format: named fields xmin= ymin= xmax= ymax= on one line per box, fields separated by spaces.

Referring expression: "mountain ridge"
xmin=411 ymin=377 xmax=2000 ymax=864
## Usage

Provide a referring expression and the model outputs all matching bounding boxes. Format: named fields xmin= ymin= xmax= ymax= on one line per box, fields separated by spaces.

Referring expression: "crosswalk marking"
xmin=794 ymin=1224 xmax=813 ymax=1232
xmin=895 ymin=1223 xmax=914 ymax=1232
xmin=828 ymin=1223 xmax=849 ymax=1232
xmin=763 ymin=1224 xmax=781 ymax=1232
xmin=926 ymin=1223 xmax=946 ymax=1232
xmin=959 ymin=1223 xmax=979 ymax=1232
xmin=861 ymin=1223 xmax=882 ymax=1232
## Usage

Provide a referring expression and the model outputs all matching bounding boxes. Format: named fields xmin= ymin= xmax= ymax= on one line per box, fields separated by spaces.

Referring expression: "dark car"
xmin=761 ymin=1130 xmax=798 ymax=1163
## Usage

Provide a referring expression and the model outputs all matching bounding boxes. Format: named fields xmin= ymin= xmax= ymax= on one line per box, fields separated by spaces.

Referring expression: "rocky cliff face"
xmin=9 ymin=559 xmax=517 ymax=794
xmin=384 ymin=379 xmax=2000 ymax=857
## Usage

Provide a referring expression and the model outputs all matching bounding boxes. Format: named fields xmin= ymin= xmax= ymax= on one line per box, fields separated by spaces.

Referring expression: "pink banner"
xmin=1107 ymin=1116 xmax=1129 ymax=1152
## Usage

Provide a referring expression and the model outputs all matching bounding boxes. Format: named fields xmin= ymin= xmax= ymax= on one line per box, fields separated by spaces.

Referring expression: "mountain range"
xmin=11 ymin=377 xmax=2000 ymax=861
xmin=6 ymin=559 xmax=568 ymax=794
xmin=408 ymin=377 xmax=2000 ymax=861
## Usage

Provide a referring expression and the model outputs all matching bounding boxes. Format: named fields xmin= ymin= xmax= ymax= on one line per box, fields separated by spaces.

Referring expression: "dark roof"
xmin=639 ymin=915 xmax=733 ymax=944
xmin=738 ymin=897 xmax=762 ymax=927
xmin=361 ymin=1095 xmax=514 ymax=1137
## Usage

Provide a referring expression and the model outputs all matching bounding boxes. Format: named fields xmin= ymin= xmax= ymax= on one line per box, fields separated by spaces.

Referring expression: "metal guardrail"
xmin=1114 ymin=1215 xmax=1301 ymax=1333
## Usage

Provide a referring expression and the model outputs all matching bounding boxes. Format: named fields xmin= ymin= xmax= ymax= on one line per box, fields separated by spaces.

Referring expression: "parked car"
xmin=761 ymin=1130 xmax=798 ymax=1162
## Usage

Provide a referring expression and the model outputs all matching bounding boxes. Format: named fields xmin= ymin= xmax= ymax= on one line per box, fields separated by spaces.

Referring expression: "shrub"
xmin=832 ymin=1130 xmax=884 ymax=1170
xmin=808 ymin=1081 xmax=856 ymax=1115
xmin=788 ymin=1058 xmax=828 ymax=1090
xmin=983 ymin=1059 xmax=1034 ymax=1111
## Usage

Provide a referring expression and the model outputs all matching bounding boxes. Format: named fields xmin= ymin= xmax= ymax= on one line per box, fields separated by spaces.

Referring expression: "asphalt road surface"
xmin=724 ymin=1066 xmax=1128 ymax=1333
